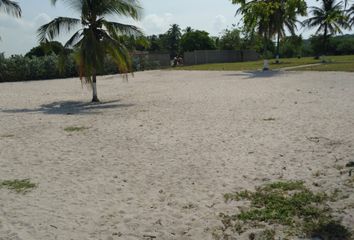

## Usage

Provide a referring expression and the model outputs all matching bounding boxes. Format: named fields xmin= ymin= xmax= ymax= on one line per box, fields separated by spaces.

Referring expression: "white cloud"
xmin=0 ymin=13 xmax=52 ymax=56
xmin=212 ymin=15 xmax=227 ymax=35
xmin=33 ymin=13 xmax=51 ymax=27
xmin=141 ymin=13 xmax=174 ymax=35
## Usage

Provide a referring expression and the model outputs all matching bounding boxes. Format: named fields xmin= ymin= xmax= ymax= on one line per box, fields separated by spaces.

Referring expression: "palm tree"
xmin=303 ymin=0 xmax=348 ymax=55
xmin=0 ymin=0 xmax=21 ymax=17
xmin=38 ymin=0 xmax=142 ymax=102
xmin=273 ymin=0 xmax=307 ymax=63
xmin=165 ymin=24 xmax=181 ymax=58
xmin=232 ymin=0 xmax=278 ymax=70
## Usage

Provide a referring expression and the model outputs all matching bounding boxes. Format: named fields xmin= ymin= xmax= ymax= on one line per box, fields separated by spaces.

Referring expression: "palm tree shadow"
xmin=223 ymin=70 xmax=286 ymax=79
xmin=2 ymin=100 xmax=134 ymax=115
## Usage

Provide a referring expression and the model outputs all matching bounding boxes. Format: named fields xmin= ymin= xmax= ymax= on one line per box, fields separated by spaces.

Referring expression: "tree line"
xmin=0 ymin=0 xmax=354 ymax=100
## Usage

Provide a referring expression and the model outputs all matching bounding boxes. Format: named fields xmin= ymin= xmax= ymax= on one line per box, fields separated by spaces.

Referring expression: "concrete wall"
xmin=183 ymin=50 xmax=259 ymax=66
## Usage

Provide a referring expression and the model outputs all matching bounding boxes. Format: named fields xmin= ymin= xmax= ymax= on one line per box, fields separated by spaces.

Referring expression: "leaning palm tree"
xmin=0 ymin=0 xmax=21 ymax=17
xmin=38 ymin=0 xmax=142 ymax=102
xmin=303 ymin=0 xmax=347 ymax=55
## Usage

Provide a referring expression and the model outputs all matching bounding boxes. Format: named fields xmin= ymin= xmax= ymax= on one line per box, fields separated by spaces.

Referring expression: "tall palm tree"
xmin=0 ymin=0 xmax=21 ymax=17
xmin=166 ymin=24 xmax=181 ymax=58
xmin=232 ymin=0 xmax=278 ymax=70
xmin=38 ymin=0 xmax=142 ymax=102
xmin=273 ymin=0 xmax=307 ymax=63
xmin=303 ymin=0 xmax=347 ymax=55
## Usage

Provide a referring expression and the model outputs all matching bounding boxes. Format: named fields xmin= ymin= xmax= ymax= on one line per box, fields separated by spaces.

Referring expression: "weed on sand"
xmin=218 ymin=181 xmax=352 ymax=239
xmin=0 ymin=179 xmax=37 ymax=193
xmin=64 ymin=126 xmax=89 ymax=132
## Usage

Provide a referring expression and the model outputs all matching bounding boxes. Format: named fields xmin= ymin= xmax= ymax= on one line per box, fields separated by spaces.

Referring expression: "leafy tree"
xmin=219 ymin=28 xmax=242 ymax=50
xmin=25 ymin=41 xmax=66 ymax=58
xmin=147 ymin=35 xmax=163 ymax=52
xmin=279 ymin=35 xmax=303 ymax=57
xmin=304 ymin=0 xmax=348 ymax=55
xmin=180 ymin=30 xmax=216 ymax=52
xmin=239 ymin=28 xmax=265 ymax=52
xmin=38 ymin=0 xmax=142 ymax=102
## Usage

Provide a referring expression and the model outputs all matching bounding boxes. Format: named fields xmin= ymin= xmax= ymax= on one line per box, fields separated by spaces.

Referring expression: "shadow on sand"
xmin=2 ymin=100 xmax=134 ymax=115
xmin=223 ymin=70 xmax=288 ymax=79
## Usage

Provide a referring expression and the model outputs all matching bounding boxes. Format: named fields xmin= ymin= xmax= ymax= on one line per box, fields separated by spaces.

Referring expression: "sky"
xmin=0 ymin=0 xmax=352 ymax=56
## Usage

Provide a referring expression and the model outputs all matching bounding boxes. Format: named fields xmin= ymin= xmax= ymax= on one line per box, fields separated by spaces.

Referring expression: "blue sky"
xmin=0 ymin=0 xmax=351 ymax=55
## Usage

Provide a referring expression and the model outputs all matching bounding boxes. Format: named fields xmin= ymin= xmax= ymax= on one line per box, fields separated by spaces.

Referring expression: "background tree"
xmin=25 ymin=41 xmax=67 ymax=58
xmin=183 ymin=26 xmax=193 ymax=33
xmin=304 ymin=0 xmax=348 ymax=55
xmin=165 ymin=24 xmax=182 ymax=58
xmin=219 ymin=28 xmax=242 ymax=50
xmin=180 ymin=30 xmax=216 ymax=52
xmin=38 ymin=0 xmax=142 ymax=102
xmin=146 ymin=35 xmax=163 ymax=52
xmin=279 ymin=35 xmax=303 ymax=57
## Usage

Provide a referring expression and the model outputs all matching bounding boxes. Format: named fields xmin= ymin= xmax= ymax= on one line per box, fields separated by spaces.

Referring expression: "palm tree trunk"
xmin=263 ymin=32 xmax=269 ymax=71
xmin=323 ymin=25 xmax=328 ymax=56
xmin=276 ymin=32 xmax=280 ymax=64
xmin=92 ymin=71 xmax=99 ymax=102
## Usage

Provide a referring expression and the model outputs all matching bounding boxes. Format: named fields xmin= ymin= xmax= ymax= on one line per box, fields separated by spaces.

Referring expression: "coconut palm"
xmin=303 ymin=0 xmax=348 ymax=55
xmin=38 ymin=0 xmax=142 ymax=102
xmin=232 ymin=0 xmax=278 ymax=70
xmin=0 ymin=0 xmax=21 ymax=17
xmin=273 ymin=0 xmax=307 ymax=63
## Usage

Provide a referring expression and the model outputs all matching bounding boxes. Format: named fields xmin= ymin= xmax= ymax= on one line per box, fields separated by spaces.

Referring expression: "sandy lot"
xmin=0 ymin=70 xmax=353 ymax=240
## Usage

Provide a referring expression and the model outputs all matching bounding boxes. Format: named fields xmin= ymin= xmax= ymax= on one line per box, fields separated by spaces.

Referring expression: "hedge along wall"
xmin=0 ymin=52 xmax=169 ymax=82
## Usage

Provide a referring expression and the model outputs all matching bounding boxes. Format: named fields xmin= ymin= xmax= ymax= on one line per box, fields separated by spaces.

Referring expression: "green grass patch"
xmin=289 ymin=55 xmax=354 ymax=72
xmin=0 ymin=179 xmax=37 ymax=193
xmin=64 ymin=126 xmax=89 ymax=132
xmin=220 ymin=181 xmax=352 ymax=239
xmin=177 ymin=57 xmax=320 ymax=71
xmin=176 ymin=55 xmax=354 ymax=72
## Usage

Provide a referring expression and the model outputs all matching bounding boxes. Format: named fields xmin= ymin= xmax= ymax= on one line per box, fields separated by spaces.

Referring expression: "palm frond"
xmin=101 ymin=20 xmax=143 ymax=36
xmin=65 ymin=29 xmax=83 ymax=48
xmin=37 ymin=17 xmax=81 ymax=43
xmin=102 ymin=31 xmax=132 ymax=76
xmin=99 ymin=0 xmax=142 ymax=20
xmin=0 ymin=0 xmax=21 ymax=17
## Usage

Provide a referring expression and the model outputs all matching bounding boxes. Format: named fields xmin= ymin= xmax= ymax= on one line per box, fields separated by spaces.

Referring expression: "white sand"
xmin=0 ymin=70 xmax=353 ymax=240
